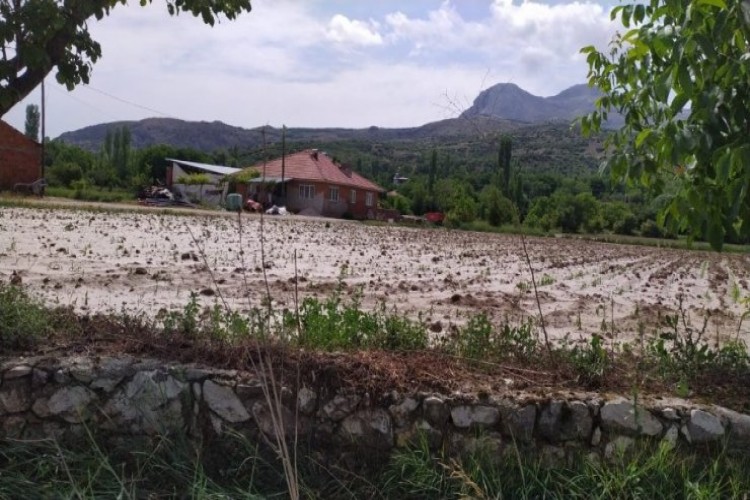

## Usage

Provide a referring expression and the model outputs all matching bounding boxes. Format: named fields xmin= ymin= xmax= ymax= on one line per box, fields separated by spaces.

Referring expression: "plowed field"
xmin=2 ymin=206 xmax=749 ymax=346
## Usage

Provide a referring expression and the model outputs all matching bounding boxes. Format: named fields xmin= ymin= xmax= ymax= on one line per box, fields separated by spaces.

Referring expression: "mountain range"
xmin=57 ymin=83 xmax=610 ymax=153
xmin=461 ymin=83 xmax=605 ymax=123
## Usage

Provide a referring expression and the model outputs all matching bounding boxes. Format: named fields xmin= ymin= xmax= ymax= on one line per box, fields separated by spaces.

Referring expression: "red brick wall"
xmin=0 ymin=121 xmax=41 ymax=190
xmin=341 ymin=185 xmax=379 ymax=219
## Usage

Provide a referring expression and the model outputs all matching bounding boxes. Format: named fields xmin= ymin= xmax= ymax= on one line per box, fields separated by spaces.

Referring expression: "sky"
xmin=4 ymin=0 xmax=621 ymax=138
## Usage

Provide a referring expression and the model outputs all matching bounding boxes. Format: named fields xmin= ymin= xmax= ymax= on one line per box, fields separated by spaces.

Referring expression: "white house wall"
xmin=171 ymin=164 xmax=228 ymax=207
xmin=287 ymin=183 xmax=324 ymax=216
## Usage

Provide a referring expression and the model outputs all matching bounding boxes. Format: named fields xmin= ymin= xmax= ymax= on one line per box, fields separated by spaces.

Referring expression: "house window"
xmin=299 ymin=184 xmax=315 ymax=199
xmin=328 ymin=186 xmax=339 ymax=202
xmin=350 ymin=189 xmax=357 ymax=204
xmin=365 ymin=192 xmax=374 ymax=207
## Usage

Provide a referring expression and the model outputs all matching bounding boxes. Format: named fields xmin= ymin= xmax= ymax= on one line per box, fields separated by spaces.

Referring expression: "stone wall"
xmin=2 ymin=355 xmax=749 ymax=461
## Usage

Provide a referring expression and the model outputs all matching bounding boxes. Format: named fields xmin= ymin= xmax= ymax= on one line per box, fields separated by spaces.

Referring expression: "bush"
xmin=568 ymin=335 xmax=609 ymax=387
xmin=159 ymin=293 xmax=255 ymax=342
xmin=294 ymin=291 xmax=428 ymax=351
xmin=640 ymin=219 xmax=675 ymax=239
xmin=47 ymin=161 xmax=83 ymax=188
xmin=45 ymin=185 xmax=131 ymax=203
xmin=480 ymin=185 xmax=516 ymax=227
xmin=601 ymin=202 xmax=637 ymax=235
xmin=613 ymin=213 xmax=638 ymax=235
xmin=0 ymin=285 xmax=49 ymax=349
xmin=440 ymin=315 xmax=538 ymax=362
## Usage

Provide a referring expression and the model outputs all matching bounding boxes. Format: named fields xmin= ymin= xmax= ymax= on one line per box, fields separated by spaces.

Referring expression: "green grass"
xmin=382 ymin=437 xmax=750 ymax=499
xmin=1 ymin=280 xmax=750 ymax=497
xmin=3 ymin=429 xmax=748 ymax=499
xmin=292 ymin=290 xmax=429 ymax=351
xmin=0 ymin=194 xmax=225 ymax=218
xmin=466 ymin=219 xmax=548 ymax=236
xmin=3 ymin=280 xmax=749 ymax=402
xmin=0 ymin=285 xmax=51 ymax=349
xmin=567 ymin=232 xmax=750 ymax=254
xmin=45 ymin=186 xmax=133 ymax=203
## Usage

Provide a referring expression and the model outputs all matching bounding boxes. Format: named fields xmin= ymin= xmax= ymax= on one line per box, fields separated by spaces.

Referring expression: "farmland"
xmin=2 ymin=205 xmax=748 ymax=347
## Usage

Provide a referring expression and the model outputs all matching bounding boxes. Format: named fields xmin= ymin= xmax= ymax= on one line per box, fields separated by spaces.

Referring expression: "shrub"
xmin=441 ymin=315 xmax=538 ymax=362
xmin=0 ymin=285 xmax=49 ymax=349
xmin=568 ymin=335 xmax=609 ymax=387
xmin=47 ymin=161 xmax=83 ymax=187
xmin=294 ymin=293 xmax=427 ymax=351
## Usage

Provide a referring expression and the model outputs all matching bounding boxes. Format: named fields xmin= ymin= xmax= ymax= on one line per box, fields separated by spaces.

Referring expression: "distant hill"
xmin=56 ymin=83 xmax=615 ymax=153
xmin=55 ymin=83 xmax=609 ymax=178
xmin=460 ymin=83 xmax=619 ymax=125
xmin=57 ymin=118 xmax=257 ymax=152
xmin=56 ymin=115 xmax=526 ymax=152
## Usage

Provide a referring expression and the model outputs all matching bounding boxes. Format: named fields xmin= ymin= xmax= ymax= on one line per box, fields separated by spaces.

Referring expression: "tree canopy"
xmin=24 ymin=103 xmax=39 ymax=140
xmin=581 ymin=0 xmax=750 ymax=250
xmin=0 ymin=0 xmax=252 ymax=116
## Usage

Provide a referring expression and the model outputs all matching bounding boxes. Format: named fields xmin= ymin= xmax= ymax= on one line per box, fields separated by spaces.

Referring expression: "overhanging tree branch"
xmin=0 ymin=0 xmax=252 ymax=116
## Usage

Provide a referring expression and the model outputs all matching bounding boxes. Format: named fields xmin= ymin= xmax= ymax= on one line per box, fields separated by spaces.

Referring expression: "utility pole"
xmin=280 ymin=125 xmax=286 ymax=200
xmin=41 ymin=77 xmax=46 ymax=181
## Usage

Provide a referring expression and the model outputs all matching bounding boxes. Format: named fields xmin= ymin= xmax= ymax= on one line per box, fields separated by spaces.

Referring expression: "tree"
xmin=445 ymin=194 xmax=476 ymax=227
xmin=409 ymin=181 xmax=429 ymax=215
xmin=498 ymin=135 xmax=512 ymax=196
xmin=47 ymin=161 xmax=83 ymax=187
xmin=0 ymin=0 xmax=252 ymax=117
xmin=24 ymin=104 xmax=39 ymax=140
xmin=135 ymin=144 xmax=209 ymax=183
xmin=479 ymin=185 xmax=516 ymax=227
xmin=581 ymin=0 xmax=750 ymax=250
xmin=525 ymin=196 xmax=558 ymax=232
xmin=112 ymin=126 xmax=131 ymax=181
xmin=44 ymin=139 xmax=94 ymax=171
xmin=428 ymin=148 xmax=437 ymax=197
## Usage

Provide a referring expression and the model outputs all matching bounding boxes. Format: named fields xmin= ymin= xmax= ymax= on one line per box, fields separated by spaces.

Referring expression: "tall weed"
xmin=0 ymin=284 xmax=50 ymax=349
xmin=440 ymin=314 xmax=539 ymax=362
xmin=293 ymin=291 xmax=428 ymax=351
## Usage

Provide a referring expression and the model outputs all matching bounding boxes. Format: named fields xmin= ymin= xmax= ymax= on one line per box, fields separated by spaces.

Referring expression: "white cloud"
xmin=2 ymin=0 xmax=619 ymax=137
xmin=326 ymin=14 xmax=383 ymax=46
xmin=385 ymin=2 xmax=488 ymax=56
xmin=489 ymin=0 xmax=612 ymax=58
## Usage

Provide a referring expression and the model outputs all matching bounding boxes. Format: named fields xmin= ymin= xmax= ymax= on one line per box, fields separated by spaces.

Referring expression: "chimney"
xmin=340 ymin=163 xmax=353 ymax=177
xmin=311 ymin=149 xmax=319 ymax=160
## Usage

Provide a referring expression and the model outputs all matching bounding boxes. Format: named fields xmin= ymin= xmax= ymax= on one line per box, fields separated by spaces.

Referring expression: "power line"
xmin=49 ymin=84 xmax=121 ymax=122
xmin=81 ymin=84 xmax=175 ymax=118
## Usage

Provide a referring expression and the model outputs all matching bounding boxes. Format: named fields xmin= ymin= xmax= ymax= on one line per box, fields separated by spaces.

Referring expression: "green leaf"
xmin=677 ymin=61 xmax=693 ymax=96
xmin=716 ymin=150 xmax=731 ymax=183
xmin=707 ymin=217 xmax=725 ymax=251
xmin=697 ymin=0 xmax=727 ymax=8
xmin=622 ymin=29 xmax=640 ymax=43
xmin=627 ymin=40 xmax=649 ymax=59
xmin=670 ymin=93 xmax=689 ymax=115
xmin=634 ymin=4 xmax=645 ymax=23
xmin=635 ymin=129 xmax=652 ymax=148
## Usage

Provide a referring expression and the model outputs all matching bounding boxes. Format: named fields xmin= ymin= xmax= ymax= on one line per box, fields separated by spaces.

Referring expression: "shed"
xmin=166 ymin=158 xmax=240 ymax=206
xmin=0 ymin=121 xmax=42 ymax=191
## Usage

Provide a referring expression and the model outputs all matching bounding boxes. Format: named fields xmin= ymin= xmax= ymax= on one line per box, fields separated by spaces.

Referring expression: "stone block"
xmin=600 ymin=399 xmax=662 ymax=437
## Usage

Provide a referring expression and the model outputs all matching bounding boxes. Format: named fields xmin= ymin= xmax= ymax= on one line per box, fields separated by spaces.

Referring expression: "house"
xmin=0 ymin=121 xmax=42 ymax=191
xmin=237 ymin=149 xmax=385 ymax=219
xmin=165 ymin=158 xmax=240 ymax=205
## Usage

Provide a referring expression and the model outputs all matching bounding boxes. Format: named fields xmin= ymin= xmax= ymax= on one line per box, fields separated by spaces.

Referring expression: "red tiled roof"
xmin=243 ymin=150 xmax=385 ymax=192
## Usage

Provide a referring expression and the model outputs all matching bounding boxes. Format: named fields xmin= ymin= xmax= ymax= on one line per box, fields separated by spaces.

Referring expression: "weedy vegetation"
xmin=2 ymin=206 xmax=750 ymax=498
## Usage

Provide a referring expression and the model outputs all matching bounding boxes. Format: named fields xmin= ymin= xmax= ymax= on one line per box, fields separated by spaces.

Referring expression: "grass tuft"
xmin=0 ymin=285 xmax=50 ymax=349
